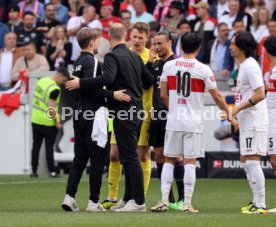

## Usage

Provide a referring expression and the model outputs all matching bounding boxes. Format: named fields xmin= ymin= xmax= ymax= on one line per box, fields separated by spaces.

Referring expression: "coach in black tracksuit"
xmin=72 ymin=23 xmax=154 ymax=209
xmin=63 ymin=28 xmax=130 ymax=209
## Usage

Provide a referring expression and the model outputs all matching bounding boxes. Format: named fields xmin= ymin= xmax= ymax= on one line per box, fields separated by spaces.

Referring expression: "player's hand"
xmin=65 ymin=76 xmax=80 ymax=90
xmin=113 ymin=89 xmax=131 ymax=102
xmin=228 ymin=106 xmax=239 ymax=119
xmin=56 ymin=123 xmax=62 ymax=129
xmin=230 ymin=118 xmax=239 ymax=133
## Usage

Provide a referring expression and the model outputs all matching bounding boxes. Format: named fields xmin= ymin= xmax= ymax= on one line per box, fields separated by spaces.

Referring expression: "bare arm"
xmin=209 ymin=88 xmax=229 ymax=114
xmin=160 ymin=81 xmax=169 ymax=108
xmin=209 ymin=88 xmax=239 ymax=131
xmin=48 ymin=99 xmax=61 ymax=128
xmin=235 ymin=86 xmax=265 ymax=114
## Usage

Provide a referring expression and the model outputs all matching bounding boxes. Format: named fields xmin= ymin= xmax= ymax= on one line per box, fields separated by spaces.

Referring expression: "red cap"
xmin=101 ymin=0 xmax=113 ymax=7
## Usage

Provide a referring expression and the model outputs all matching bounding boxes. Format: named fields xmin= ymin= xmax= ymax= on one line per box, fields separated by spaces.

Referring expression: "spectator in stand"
xmin=209 ymin=0 xmax=229 ymax=20
xmin=221 ymin=19 xmax=246 ymax=77
xmin=67 ymin=5 xmax=101 ymax=61
xmin=7 ymin=5 xmax=24 ymax=33
xmin=131 ymin=0 xmax=155 ymax=23
xmin=163 ymin=1 xmax=184 ymax=38
xmin=51 ymin=0 xmax=69 ymax=25
xmin=273 ymin=1 xmax=276 ymax=19
xmin=0 ymin=33 xmax=23 ymax=91
xmin=153 ymin=0 xmax=171 ymax=29
xmin=192 ymin=1 xmax=217 ymax=63
xmin=37 ymin=3 xmax=61 ymax=41
xmin=12 ymin=42 xmax=49 ymax=82
xmin=120 ymin=9 xmax=132 ymax=41
xmin=173 ymin=19 xmax=192 ymax=57
xmin=16 ymin=12 xmax=46 ymax=54
xmin=46 ymin=25 xmax=72 ymax=70
xmin=18 ymin=0 xmax=45 ymax=22
xmin=0 ymin=22 xmax=9 ymax=49
xmin=99 ymin=0 xmax=121 ymax=40
xmin=245 ymin=0 xmax=266 ymax=18
xmin=250 ymin=6 xmax=270 ymax=43
xmin=258 ymin=18 xmax=276 ymax=84
xmin=208 ymin=22 xmax=230 ymax=74
xmin=120 ymin=0 xmax=135 ymax=15
xmin=218 ymin=0 xmax=252 ymax=36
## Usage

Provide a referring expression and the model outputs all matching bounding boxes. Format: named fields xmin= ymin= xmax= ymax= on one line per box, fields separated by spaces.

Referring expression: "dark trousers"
xmin=113 ymin=116 xmax=145 ymax=205
xmin=31 ymin=123 xmax=58 ymax=173
xmin=66 ymin=116 xmax=105 ymax=203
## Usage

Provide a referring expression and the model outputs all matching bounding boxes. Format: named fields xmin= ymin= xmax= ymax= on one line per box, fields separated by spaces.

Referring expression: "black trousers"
xmin=113 ymin=116 xmax=144 ymax=205
xmin=31 ymin=123 xmax=58 ymax=173
xmin=66 ymin=116 xmax=105 ymax=203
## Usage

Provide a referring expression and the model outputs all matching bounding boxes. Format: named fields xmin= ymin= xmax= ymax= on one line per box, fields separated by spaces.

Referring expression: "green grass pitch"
xmin=0 ymin=175 xmax=276 ymax=227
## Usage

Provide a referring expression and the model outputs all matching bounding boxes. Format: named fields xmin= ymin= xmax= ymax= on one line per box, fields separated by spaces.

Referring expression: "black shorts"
xmin=149 ymin=111 xmax=167 ymax=147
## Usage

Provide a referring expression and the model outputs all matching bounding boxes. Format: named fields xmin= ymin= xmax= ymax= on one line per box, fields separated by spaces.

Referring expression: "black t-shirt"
xmin=146 ymin=54 xmax=175 ymax=111
xmin=36 ymin=20 xmax=61 ymax=35
xmin=16 ymin=29 xmax=46 ymax=52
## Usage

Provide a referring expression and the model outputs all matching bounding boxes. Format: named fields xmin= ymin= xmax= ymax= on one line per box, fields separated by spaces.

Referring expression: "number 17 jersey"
xmin=160 ymin=57 xmax=217 ymax=133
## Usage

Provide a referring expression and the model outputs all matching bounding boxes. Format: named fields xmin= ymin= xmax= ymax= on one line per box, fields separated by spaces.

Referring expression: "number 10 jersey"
xmin=160 ymin=57 xmax=217 ymax=133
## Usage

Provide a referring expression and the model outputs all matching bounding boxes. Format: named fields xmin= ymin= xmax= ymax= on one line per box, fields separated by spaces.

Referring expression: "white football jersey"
xmin=267 ymin=67 xmax=276 ymax=128
xmin=234 ymin=57 xmax=268 ymax=129
xmin=160 ymin=57 xmax=217 ymax=133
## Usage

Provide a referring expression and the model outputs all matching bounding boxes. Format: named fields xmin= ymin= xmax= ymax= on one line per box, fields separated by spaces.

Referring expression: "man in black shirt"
xmin=147 ymin=31 xmax=184 ymax=211
xmin=66 ymin=23 xmax=154 ymax=211
xmin=62 ymin=27 xmax=130 ymax=212
xmin=16 ymin=11 xmax=46 ymax=54
xmin=36 ymin=3 xmax=61 ymax=40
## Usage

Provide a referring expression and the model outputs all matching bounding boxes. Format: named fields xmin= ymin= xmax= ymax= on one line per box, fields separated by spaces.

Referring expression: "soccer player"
xmin=151 ymin=32 xmax=229 ymax=212
xmin=147 ymin=31 xmax=184 ymax=210
xmin=230 ymin=31 xmax=268 ymax=214
xmin=264 ymin=36 xmax=276 ymax=178
xmin=102 ymin=22 xmax=154 ymax=210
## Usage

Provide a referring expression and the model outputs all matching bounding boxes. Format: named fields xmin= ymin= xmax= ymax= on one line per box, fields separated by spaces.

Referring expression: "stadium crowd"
xmin=0 ymin=0 xmax=276 ymax=91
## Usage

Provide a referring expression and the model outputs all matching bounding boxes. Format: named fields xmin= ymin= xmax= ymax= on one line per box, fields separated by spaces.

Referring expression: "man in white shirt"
xmin=67 ymin=5 xmax=102 ymax=61
xmin=263 ymin=36 xmax=276 ymax=177
xmin=151 ymin=32 xmax=229 ymax=212
xmin=131 ymin=0 xmax=155 ymax=24
xmin=0 ymin=33 xmax=22 ymax=90
xmin=230 ymin=31 xmax=268 ymax=214
xmin=209 ymin=0 xmax=229 ymax=20
xmin=217 ymin=0 xmax=251 ymax=37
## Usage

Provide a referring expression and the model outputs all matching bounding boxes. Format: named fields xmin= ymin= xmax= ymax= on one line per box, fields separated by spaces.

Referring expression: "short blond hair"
xmin=77 ymin=27 xmax=100 ymax=49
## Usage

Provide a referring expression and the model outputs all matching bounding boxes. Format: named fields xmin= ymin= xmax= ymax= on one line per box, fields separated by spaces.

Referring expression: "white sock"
xmin=246 ymin=160 xmax=266 ymax=208
xmin=184 ymin=164 xmax=196 ymax=205
xmin=240 ymin=162 xmax=255 ymax=204
xmin=161 ymin=163 xmax=174 ymax=202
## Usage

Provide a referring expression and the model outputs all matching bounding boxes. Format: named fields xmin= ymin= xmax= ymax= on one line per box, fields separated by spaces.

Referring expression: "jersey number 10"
xmin=176 ymin=71 xmax=191 ymax=97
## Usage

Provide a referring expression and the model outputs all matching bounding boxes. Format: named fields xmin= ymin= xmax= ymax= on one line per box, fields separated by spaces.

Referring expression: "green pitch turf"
xmin=0 ymin=175 xmax=276 ymax=227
